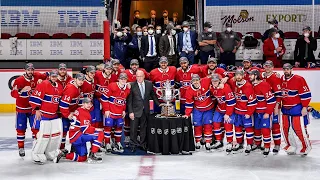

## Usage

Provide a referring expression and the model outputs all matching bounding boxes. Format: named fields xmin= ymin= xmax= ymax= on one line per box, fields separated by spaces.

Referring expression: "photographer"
xmin=112 ymin=28 xmax=129 ymax=68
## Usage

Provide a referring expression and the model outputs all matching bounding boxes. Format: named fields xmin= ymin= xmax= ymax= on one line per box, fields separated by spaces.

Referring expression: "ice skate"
xmin=53 ymin=150 xmax=64 ymax=163
xmin=88 ymin=152 xmax=102 ymax=163
xmin=299 ymin=147 xmax=311 ymax=157
xmin=113 ymin=142 xmax=124 ymax=153
xmin=205 ymin=143 xmax=211 ymax=152
xmin=19 ymin=148 xmax=25 ymax=157
xmin=284 ymin=146 xmax=296 ymax=155
xmin=251 ymin=144 xmax=264 ymax=152
xmin=60 ymin=149 xmax=68 ymax=157
xmin=244 ymin=145 xmax=252 ymax=156
xmin=195 ymin=142 xmax=201 ymax=152
xmin=232 ymin=143 xmax=243 ymax=154
xmin=211 ymin=141 xmax=223 ymax=151
xmin=124 ymin=136 xmax=130 ymax=147
xmin=200 ymin=137 xmax=206 ymax=146
xmin=263 ymin=148 xmax=270 ymax=158
xmin=33 ymin=161 xmax=44 ymax=165
xmin=225 ymin=143 xmax=233 ymax=155
xmin=105 ymin=143 xmax=112 ymax=154
xmin=273 ymin=145 xmax=280 ymax=155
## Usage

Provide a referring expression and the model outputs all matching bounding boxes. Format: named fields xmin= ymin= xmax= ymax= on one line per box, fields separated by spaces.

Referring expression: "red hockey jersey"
xmin=59 ymin=81 xmax=82 ymax=118
xmin=150 ymin=66 xmax=177 ymax=100
xmin=185 ymin=78 xmax=214 ymax=116
xmin=101 ymin=82 xmax=131 ymax=118
xmin=234 ymin=80 xmax=257 ymax=115
xmin=69 ymin=107 xmax=95 ymax=143
xmin=281 ymin=74 xmax=311 ymax=108
xmin=262 ymin=72 xmax=282 ymax=103
xmin=252 ymin=81 xmax=276 ymax=114
xmin=210 ymin=83 xmax=236 ymax=116
xmin=11 ymin=73 xmax=47 ymax=113
xmin=243 ymin=67 xmax=262 ymax=81
xmin=29 ymin=80 xmax=63 ymax=119
xmin=57 ymin=75 xmax=72 ymax=89
xmin=80 ymin=77 xmax=96 ymax=105
xmin=175 ymin=65 xmax=201 ymax=104
xmin=124 ymin=68 xmax=149 ymax=82
xmin=94 ymin=71 xmax=118 ymax=99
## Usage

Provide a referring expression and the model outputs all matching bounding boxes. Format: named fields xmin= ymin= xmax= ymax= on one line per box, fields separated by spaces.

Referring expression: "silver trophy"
xmin=156 ymin=80 xmax=180 ymax=117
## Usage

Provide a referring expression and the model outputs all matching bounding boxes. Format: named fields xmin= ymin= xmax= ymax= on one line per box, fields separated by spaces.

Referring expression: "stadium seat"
xmin=71 ymin=33 xmax=87 ymax=39
xmin=246 ymin=32 xmax=262 ymax=39
xmin=52 ymin=33 xmax=69 ymax=39
xmin=33 ymin=33 xmax=50 ymax=39
xmin=15 ymin=33 xmax=31 ymax=39
xmin=90 ymin=33 xmax=104 ymax=39
xmin=236 ymin=32 xmax=243 ymax=39
xmin=284 ymin=31 xmax=299 ymax=39
xmin=1 ymin=33 xmax=11 ymax=39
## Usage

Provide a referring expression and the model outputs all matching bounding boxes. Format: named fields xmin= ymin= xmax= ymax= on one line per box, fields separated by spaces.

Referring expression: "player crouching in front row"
xmin=54 ymin=98 xmax=105 ymax=163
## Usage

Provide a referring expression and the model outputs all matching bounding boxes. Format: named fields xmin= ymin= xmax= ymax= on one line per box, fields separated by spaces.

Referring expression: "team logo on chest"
xmin=52 ymin=95 xmax=60 ymax=104
xmin=99 ymin=87 xmax=108 ymax=93
xmin=114 ymin=97 xmax=126 ymax=106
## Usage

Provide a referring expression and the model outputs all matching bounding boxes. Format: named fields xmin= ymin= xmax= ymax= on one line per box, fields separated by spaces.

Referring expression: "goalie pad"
xmin=32 ymin=120 xmax=51 ymax=163
xmin=45 ymin=118 xmax=63 ymax=160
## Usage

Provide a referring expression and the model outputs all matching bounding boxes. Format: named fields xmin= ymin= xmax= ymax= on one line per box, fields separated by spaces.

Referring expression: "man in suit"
xmin=294 ymin=26 xmax=317 ymax=68
xmin=127 ymin=70 xmax=161 ymax=152
xmin=133 ymin=10 xmax=145 ymax=27
xmin=140 ymin=25 xmax=160 ymax=72
xmin=159 ymin=10 xmax=171 ymax=29
xmin=146 ymin=10 xmax=158 ymax=27
xmin=177 ymin=21 xmax=198 ymax=64
xmin=263 ymin=28 xmax=286 ymax=68
xmin=159 ymin=24 xmax=178 ymax=66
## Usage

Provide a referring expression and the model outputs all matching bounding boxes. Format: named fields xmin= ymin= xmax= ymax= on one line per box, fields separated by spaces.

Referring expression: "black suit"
xmin=294 ymin=35 xmax=317 ymax=67
xmin=146 ymin=18 xmax=159 ymax=27
xmin=140 ymin=35 xmax=160 ymax=72
xmin=159 ymin=35 xmax=178 ymax=66
xmin=127 ymin=80 xmax=160 ymax=148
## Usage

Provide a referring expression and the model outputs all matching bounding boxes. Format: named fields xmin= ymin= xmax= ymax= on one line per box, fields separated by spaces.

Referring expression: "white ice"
xmin=1 ymin=113 xmax=320 ymax=180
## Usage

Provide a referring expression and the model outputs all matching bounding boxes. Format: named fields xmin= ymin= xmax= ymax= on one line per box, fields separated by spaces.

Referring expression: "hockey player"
xmin=94 ymin=63 xmax=118 ymax=128
xmin=10 ymin=63 xmax=48 ymax=157
xmin=150 ymin=56 xmax=177 ymax=113
xmin=201 ymin=57 xmax=231 ymax=83
xmin=56 ymin=63 xmax=72 ymax=88
xmin=29 ymin=70 xmax=63 ymax=165
xmin=233 ymin=69 xmax=257 ymax=155
xmin=281 ymin=63 xmax=312 ymax=156
xmin=210 ymin=74 xmax=236 ymax=154
xmin=242 ymin=57 xmax=261 ymax=81
xmin=249 ymin=70 xmax=276 ymax=157
xmin=101 ymin=73 xmax=131 ymax=153
xmin=183 ymin=74 xmax=213 ymax=151
xmin=175 ymin=57 xmax=201 ymax=115
xmin=55 ymin=98 xmax=104 ymax=163
xmin=262 ymin=60 xmax=282 ymax=154
xmin=111 ymin=59 xmax=123 ymax=78
xmin=59 ymin=73 xmax=84 ymax=153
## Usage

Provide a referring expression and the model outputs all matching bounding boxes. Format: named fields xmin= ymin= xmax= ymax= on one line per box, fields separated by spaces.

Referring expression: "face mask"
xmin=269 ymin=25 xmax=274 ymax=29
xmin=143 ymin=31 xmax=148 ymax=36
xmin=207 ymin=28 xmax=213 ymax=32
xmin=116 ymin=32 xmax=123 ymax=37
xmin=148 ymin=29 xmax=154 ymax=35
xmin=304 ymin=33 xmax=310 ymax=37
xmin=274 ymin=33 xmax=280 ymax=39
xmin=183 ymin=27 xmax=188 ymax=32
xmin=171 ymin=30 xmax=176 ymax=35
xmin=135 ymin=14 xmax=140 ymax=18
xmin=156 ymin=30 xmax=161 ymax=34
xmin=137 ymin=32 xmax=142 ymax=36
xmin=163 ymin=13 xmax=168 ymax=17
xmin=226 ymin=27 xmax=232 ymax=32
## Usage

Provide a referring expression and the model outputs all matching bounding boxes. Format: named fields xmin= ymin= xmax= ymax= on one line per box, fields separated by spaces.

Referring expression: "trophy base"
xmin=160 ymin=105 xmax=178 ymax=117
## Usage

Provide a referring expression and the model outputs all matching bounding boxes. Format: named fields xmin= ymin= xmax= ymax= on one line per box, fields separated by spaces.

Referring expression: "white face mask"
xmin=171 ymin=29 xmax=176 ymax=35
xmin=137 ymin=32 xmax=142 ymax=36
xmin=226 ymin=27 xmax=232 ymax=32
xmin=304 ymin=33 xmax=310 ymax=37
xmin=207 ymin=28 xmax=213 ymax=32
xmin=269 ymin=24 xmax=274 ymax=29
xmin=143 ymin=31 xmax=148 ymax=36
xmin=116 ymin=32 xmax=123 ymax=37
xmin=156 ymin=30 xmax=161 ymax=34
xmin=274 ymin=33 xmax=280 ymax=39
xmin=148 ymin=29 xmax=154 ymax=35
xmin=183 ymin=27 xmax=189 ymax=32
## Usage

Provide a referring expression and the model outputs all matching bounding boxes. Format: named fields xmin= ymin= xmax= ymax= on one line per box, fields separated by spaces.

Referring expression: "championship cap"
xmin=58 ymin=63 xmax=67 ymax=70
xmin=248 ymin=69 xmax=260 ymax=77
xmin=182 ymin=21 xmax=190 ymax=27
xmin=82 ymin=97 xmax=92 ymax=104
xmin=159 ymin=56 xmax=168 ymax=63
xmin=226 ymin=22 xmax=232 ymax=27
xmin=111 ymin=59 xmax=120 ymax=65
xmin=130 ymin=59 xmax=139 ymax=65
xmin=179 ymin=57 xmax=189 ymax=64
xmin=75 ymin=73 xmax=85 ymax=80
xmin=104 ymin=63 xmax=113 ymax=69
xmin=124 ymin=26 xmax=130 ymax=31
xmin=303 ymin=26 xmax=311 ymax=31
xmin=235 ymin=69 xmax=245 ymax=76
xmin=263 ymin=60 xmax=274 ymax=67
xmin=25 ymin=63 xmax=34 ymax=70
xmin=118 ymin=72 xmax=128 ymax=80
xmin=147 ymin=24 xmax=154 ymax=29
xmin=49 ymin=70 xmax=58 ymax=77
xmin=268 ymin=19 xmax=278 ymax=25
xmin=204 ymin=21 xmax=212 ymax=28
xmin=86 ymin=65 xmax=96 ymax=73
xmin=207 ymin=57 xmax=217 ymax=64
xmin=283 ymin=63 xmax=293 ymax=69
xmin=242 ymin=56 xmax=251 ymax=63
xmin=211 ymin=74 xmax=221 ymax=82
xmin=191 ymin=74 xmax=200 ymax=82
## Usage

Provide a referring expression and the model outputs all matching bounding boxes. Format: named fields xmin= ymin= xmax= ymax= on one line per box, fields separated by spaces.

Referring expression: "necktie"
xmin=140 ymin=83 xmax=145 ymax=99
xmin=150 ymin=36 xmax=154 ymax=56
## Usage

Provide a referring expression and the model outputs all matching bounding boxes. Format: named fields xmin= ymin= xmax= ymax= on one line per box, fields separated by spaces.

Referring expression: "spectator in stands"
xmin=178 ymin=21 xmax=198 ymax=64
xmin=263 ymin=28 xmax=286 ymax=68
xmin=159 ymin=24 xmax=178 ymax=66
xmin=133 ymin=10 xmax=145 ymax=27
xmin=198 ymin=21 xmax=217 ymax=64
xmin=294 ymin=26 xmax=317 ymax=68
xmin=128 ymin=26 xmax=143 ymax=67
xmin=146 ymin=10 xmax=158 ymax=27
xmin=172 ymin=12 xmax=181 ymax=26
xmin=156 ymin=25 xmax=163 ymax=37
xmin=159 ymin=10 xmax=170 ymax=29
xmin=123 ymin=26 xmax=132 ymax=44
xmin=262 ymin=19 xmax=284 ymax=42
xmin=140 ymin=25 xmax=160 ymax=72
xmin=217 ymin=22 xmax=241 ymax=66
xmin=142 ymin=27 xmax=148 ymax=36
xmin=113 ymin=28 xmax=129 ymax=68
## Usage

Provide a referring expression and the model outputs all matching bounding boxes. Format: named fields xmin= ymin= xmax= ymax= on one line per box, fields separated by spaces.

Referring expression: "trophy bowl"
xmin=156 ymin=80 xmax=180 ymax=117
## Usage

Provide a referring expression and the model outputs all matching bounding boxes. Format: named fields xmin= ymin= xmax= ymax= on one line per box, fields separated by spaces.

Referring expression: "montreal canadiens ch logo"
xmin=52 ymin=95 xmax=60 ymax=104
xmin=114 ymin=98 xmax=125 ymax=105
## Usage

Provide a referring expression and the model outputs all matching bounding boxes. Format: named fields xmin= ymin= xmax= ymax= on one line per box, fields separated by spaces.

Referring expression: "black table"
xmin=147 ymin=114 xmax=195 ymax=155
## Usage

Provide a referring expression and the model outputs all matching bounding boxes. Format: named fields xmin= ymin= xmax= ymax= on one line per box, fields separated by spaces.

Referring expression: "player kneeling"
xmin=54 ymin=98 xmax=104 ymax=163
xmin=210 ymin=74 xmax=236 ymax=154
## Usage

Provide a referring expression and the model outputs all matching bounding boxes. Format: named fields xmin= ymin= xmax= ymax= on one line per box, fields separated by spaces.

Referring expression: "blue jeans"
xmin=180 ymin=51 xmax=195 ymax=64
xmin=200 ymin=50 xmax=215 ymax=65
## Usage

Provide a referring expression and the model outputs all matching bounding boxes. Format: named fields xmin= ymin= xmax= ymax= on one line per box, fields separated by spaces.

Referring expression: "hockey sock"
xmin=194 ymin=126 xmax=203 ymax=143
xmin=261 ymin=128 xmax=271 ymax=148
xmin=213 ymin=122 xmax=222 ymax=142
xmin=224 ymin=123 xmax=233 ymax=143
xmin=104 ymin=127 xmax=112 ymax=144
xmin=114 ymin=127 xmax=123 ymax=143
xmin=254 ymin=129 xmax=262 ymax=146
xmin=16 ymin=129 xmax=25 ymax=149
xmin=292 ymin=116 xmax=311 ymax=151
xmin=66 ymin=152 xmax=87 ymax=162
xmin=235 ymin=126 xmax=244 ymax=144
xmin=60 ymin=132 xmax=67 ymax=150
xmin=203 ymin=124 xmax=213 ymax=143
xmin=111 ymin=128 xmax=115 ymax=139
xmin=282 ymin=115 xmax=291 ymax=147
xmin=124 ymin=118 xmax=130 ymax=137
xmin=91 ymin=131 xmax=104 ymax=153
xmin=272 ymin=123 xmax=281 ymax=146
xmin=220 ymin=122 xmax=225 ymax=140
xmin=31 ymin=129 xmax=39 ymax=140
xmin=245 ymin=127 xmax=254 ymax=145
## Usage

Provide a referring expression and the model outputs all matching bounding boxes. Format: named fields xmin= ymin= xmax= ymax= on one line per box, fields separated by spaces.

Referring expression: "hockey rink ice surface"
xmin=1 ymin=114 xmax=320 ymax=180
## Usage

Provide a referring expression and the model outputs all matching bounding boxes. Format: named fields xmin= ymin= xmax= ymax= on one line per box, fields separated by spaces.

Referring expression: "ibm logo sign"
xmin=58 ymin=10 xmax=99 ymax=28
xmin=1 ymin=10 xmax=41 ymax=27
